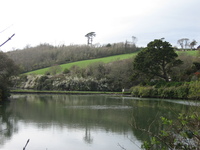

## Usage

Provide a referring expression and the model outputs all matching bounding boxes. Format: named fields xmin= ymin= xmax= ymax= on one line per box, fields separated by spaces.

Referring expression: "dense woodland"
xmin=7 ymin=42 xmax=138 ymax=73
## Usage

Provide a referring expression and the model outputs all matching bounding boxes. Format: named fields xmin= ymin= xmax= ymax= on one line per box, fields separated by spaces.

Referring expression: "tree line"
xmin=7 ymin=42 xmax=137 ymax=73
xmin=3 ymin=39 xmax=200 ymax=100
xmin=0 ymin=52 xmax=19 ymax=102
xmin=130 ymin=39 xmax=200 ymax=150
xmin=14 ymin=58 xmax=134 ymax=92
xmin=177 ymin=38 xmax=198 ymax=50
xmin=13 ymin=43 xmax=200 ymax=94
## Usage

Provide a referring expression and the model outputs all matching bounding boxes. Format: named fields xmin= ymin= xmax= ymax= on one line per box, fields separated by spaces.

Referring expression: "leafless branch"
xmin=0 ymin=33 xmax=15 ymax=48
xmin=117 ymin=143 xmax=126 ymax=150
xmin=23 ymin=139 xmax=30 ymax=150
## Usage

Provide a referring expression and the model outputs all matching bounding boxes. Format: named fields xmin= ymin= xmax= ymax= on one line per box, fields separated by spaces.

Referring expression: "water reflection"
xmin=0 ymin=94 xmax=199 ymax=150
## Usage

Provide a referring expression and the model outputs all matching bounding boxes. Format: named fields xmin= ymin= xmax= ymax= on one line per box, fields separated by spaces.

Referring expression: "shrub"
xmin=49 ymin=65 xmax=62 ymax=75
xmin=63 ymin=68 xmax=70 ymax=74
xmin=137 ymin=112 xmax=200 ymax=150
xmin=19 ymin=74 xmax=28 ymax=81
xmin=188 ymin=81 xmax=200 ymax=99
xmin=131 ymin=86 xmax=155 ymax=98
xmin=160 ymin=87 xmax=176 ymax=98
xmin=36 ymin=76 xmax=52 ymax=90
xmin=131 ymin=82 xmax=190 ymax=99
xmin=131 ymin=86 xmax=141 ymax=97
xmin=175 ymin=84 xmax=189 ymax=99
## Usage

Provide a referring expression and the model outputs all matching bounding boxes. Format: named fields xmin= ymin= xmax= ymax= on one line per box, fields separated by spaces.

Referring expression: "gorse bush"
xmin=12 ymin=58 xmax=135 ymax=92
xmin=23 ymin=75 xmax=110 ymax=91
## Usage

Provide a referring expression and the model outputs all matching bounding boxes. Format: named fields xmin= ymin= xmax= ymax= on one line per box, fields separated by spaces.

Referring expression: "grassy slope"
xmin=25 ymin=50 xmax=199 ymax=75
xmin=27 ymin=52 xmax=138 ymax=75
xmin=177 ymin=50 xmax=198 ymax=56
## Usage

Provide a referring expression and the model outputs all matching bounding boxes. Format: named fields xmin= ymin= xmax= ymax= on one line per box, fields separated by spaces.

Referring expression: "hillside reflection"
xmin=0 ymin=94 xmax=199 ymax=149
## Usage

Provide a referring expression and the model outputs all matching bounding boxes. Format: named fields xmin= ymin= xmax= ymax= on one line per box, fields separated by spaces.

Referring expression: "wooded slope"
xmin=7 ymin=43 xmax=138 ymax=73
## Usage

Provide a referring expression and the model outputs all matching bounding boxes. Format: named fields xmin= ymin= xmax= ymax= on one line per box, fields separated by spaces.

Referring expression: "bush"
xmin=19 ymin=74 xmax=28 ymax=81
xmin=131 ymin=82 xmax=191 ymax=99
xmin=131 ymin=86 xmax=155 ymax=98
xmin=36 ymin=76 xmax=52 ymax=90
xmin=160 ymin=86 xmax=176 ymax=98
xmin=131 ymin=86 xmax=140 ymax=97
xmin=176 ymin=84 xmax=189 ymax=99
xmin=49 ymin=65 xmax=62 ymax=75
xmin=63 ymin=68 xmax=70 ymax=74
xmin=137 ymin=112 xmax=200 ymax=150
xmin=33 ymin=75 xmax=109 ymax=91
xmin=188 ymin=81 xmax=200 ymax=99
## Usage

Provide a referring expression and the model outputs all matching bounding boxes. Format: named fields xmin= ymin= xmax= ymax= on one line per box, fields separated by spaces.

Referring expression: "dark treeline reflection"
xmin=9 ymin=94 xmax=133 ymax=133
xmin=1 ymin=94 xmax=199 ymax=147
xmin=0 ymin=103 xmax=19 ymax=146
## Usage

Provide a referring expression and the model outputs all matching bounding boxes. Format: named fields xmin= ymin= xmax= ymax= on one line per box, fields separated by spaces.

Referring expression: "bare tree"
xmin=85 ymin=32 xmax=96 ymax=46
xmin=132 ymin=36 xmax=138 ymax=47
xmin=184 ymin=38 xmax=189 ymax=49
xmin=177 ymin=38 xmax=189 ymax=50
xmin=189 ymin=40 xmax=197 ymax=50
xmin=177 ymin=39 xmax=184 ymax=50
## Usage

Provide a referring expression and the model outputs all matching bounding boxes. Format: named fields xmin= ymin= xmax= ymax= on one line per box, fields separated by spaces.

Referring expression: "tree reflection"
xmin=83 ymin=125 xmax=93 ymax=144
xmin=130 ymin=99 xmax=199 ymax=144
xmin=0 ymin=103 xmax=18 ymax=146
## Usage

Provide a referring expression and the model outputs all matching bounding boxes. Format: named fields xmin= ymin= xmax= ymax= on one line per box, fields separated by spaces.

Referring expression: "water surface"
xmin=0 ymin=94 xmax=199 ymax=150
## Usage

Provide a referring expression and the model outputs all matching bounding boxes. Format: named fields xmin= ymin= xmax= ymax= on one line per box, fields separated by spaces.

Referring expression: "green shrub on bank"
xmin=160 ymin=86 xmax=176 ymax=98
xmin=131 ymin=86 xmax=155 ymax=97
xmin=131 ymin=81 xmax=199 ymax=99
xmin=188 ymin=81 xmax=200 ymax=99
xmin=176 ymin=84 xmax=189 ymax=99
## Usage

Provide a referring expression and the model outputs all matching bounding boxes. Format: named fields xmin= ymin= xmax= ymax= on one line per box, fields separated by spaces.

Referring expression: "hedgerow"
xmin=131 ymin=81 xmax=200 ymax=100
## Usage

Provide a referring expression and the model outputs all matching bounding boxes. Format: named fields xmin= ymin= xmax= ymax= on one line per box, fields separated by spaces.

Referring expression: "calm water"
xmin=0 ymin=94 xmax=199 ymax=150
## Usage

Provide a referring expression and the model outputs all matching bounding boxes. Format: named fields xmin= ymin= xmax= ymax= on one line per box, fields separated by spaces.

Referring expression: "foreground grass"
xmin=26 ymin=53 xmax=137 ymax=75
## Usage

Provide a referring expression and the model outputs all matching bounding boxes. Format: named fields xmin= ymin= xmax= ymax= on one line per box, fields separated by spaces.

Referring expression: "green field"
xmin=26 ymin=50 xmax=199 ymax=75
xmin=177 ymin=50 xmax=198 ymax=56
xmin=27 ymin=52 xmax=138 ymax=75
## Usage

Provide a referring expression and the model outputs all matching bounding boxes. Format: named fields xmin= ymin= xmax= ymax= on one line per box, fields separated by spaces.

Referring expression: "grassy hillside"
xmin=26 ymin=52 xmax=138 ymax=75
xmin=177 ymin=50 xmax=198 ymax=56
xmin=8 ymin=43 xmax=137 ymax=72
xmin=25 ymin=50 xmax=199 ymax=75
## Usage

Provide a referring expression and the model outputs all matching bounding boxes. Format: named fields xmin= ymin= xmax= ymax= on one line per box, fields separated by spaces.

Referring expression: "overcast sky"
xmin=0 ymin=0 xmax=199 ymax=51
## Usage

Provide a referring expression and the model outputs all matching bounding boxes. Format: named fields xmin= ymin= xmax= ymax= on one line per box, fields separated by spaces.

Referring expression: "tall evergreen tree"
xmin=133 ymin=39 xmax=182 ymax=82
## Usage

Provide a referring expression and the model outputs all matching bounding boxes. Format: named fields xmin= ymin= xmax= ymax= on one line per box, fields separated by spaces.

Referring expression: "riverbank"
xmin=11 ymin=89 xmax=131 ymax=95
xmin=131 ymin=82 xmax=200 ymax=101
